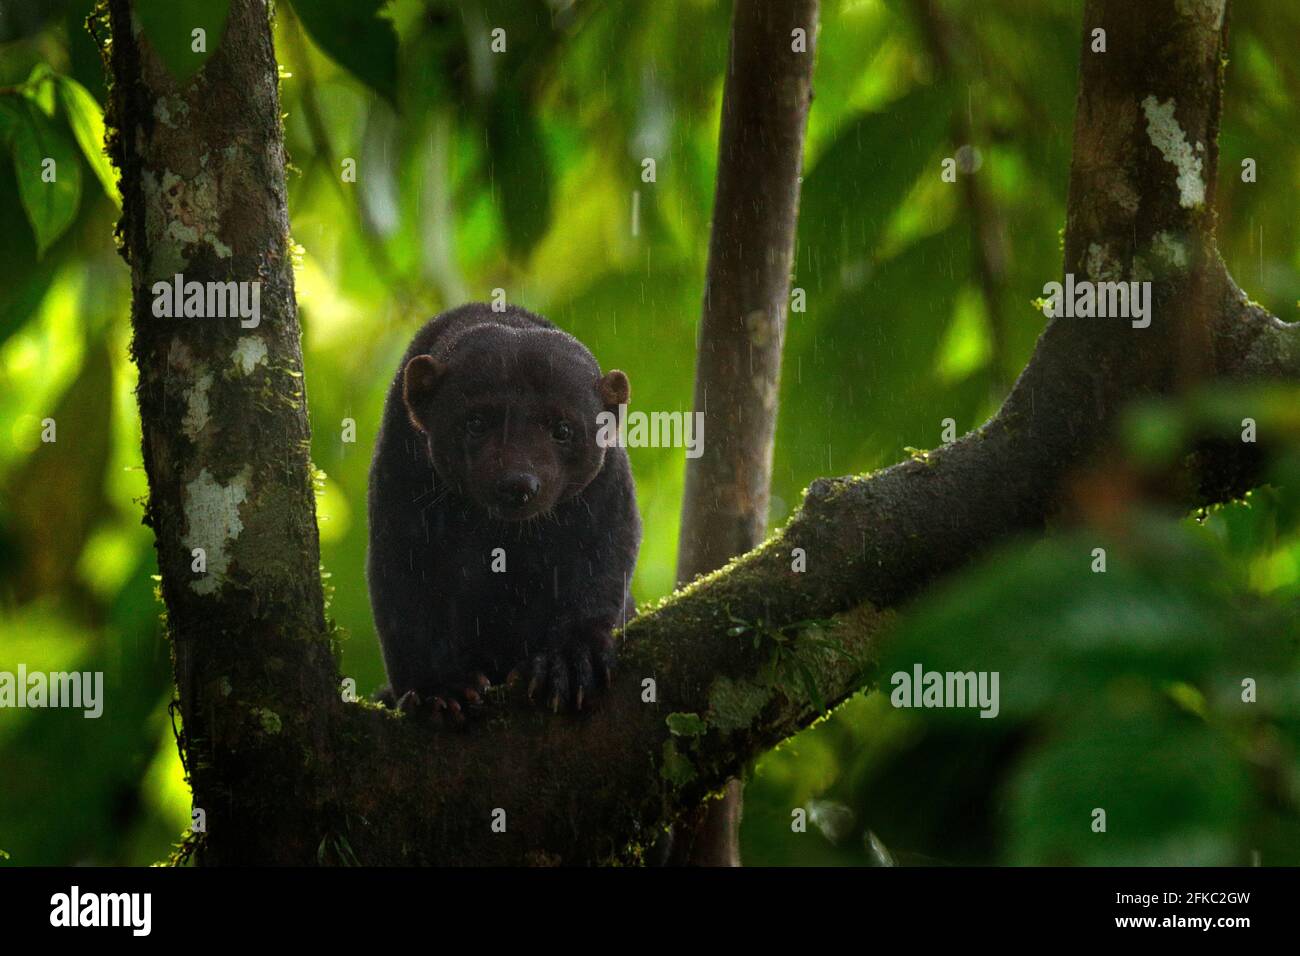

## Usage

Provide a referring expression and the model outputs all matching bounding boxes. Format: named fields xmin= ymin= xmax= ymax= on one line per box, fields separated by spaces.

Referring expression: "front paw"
xmin=514 ymin=628 xmax=617 ymax=713
xmin=396 ymin=672 xmax=492 ymax=724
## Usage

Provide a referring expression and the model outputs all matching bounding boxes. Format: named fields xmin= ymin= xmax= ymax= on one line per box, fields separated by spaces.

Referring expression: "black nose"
xmin=496 ymin=473 xmax=540 ymax=506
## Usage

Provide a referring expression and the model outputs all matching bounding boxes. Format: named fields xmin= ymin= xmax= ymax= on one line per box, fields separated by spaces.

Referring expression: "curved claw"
xmin=572 ymin=647 xmax=595 ymax=711
xmin=526 ymin=653 xmax=547 ymax=702
xmin=547 ymin=653 xmax=570 ymax=712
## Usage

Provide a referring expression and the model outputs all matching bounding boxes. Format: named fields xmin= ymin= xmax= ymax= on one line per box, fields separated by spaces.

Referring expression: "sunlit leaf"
xmin=56 ymin=76 xmax=119 ymax=208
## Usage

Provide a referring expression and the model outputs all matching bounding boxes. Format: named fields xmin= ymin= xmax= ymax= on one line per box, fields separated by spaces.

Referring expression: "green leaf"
xmin=666 ymin=712 xmax=707 ymax=737
xmin=796 ymin=82 xmax=953 ymax=296
xmin=10 ymin=99 xmax=82 ymax=258
xmin=134 ymin=0 xmax=231 ymax=84
xmin=289 ymin=0 xmax=398 ymax=105
xmin=794 ymin=658 xmax=827 ymax=714
xmin=775 ymin=226 xmax=976 ymax=489
xmin=1006 ymin=700 xmax=1248 ymax=865
xmin=485 ymin=87 xmax=553 ymax=260
xmin=0 ymin=98 xmax=22 ymax=143
xmin=56 ymin=77 xmax=119 ymax=208
xmin=23 ymin=63 xmax=57 ymax=116
xmin=879 ymin=518 xmax=1296 ymax=724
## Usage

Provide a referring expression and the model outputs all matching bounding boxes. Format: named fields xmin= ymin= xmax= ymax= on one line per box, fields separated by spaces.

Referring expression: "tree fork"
xmin=100 ymin=0 xmax=1297 ymax=865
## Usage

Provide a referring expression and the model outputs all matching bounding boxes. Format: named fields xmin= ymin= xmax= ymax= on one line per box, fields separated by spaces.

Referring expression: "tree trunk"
xmin=105 ymin=0 xmax=333 ymax=863
xmin=99 ymin=0 xmax=1297 ymax=865
xmin=670 ymin=0 xmax=819 ymax=866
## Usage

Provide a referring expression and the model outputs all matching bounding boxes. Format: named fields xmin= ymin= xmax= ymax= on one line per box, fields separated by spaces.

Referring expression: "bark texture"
xmin=105 ymin=0 xmax=333 ymax=863
xmin=102 ymin=0 xmax=1298 ymax=865
xmin=669 ymin=0 xmax=820 ymax=867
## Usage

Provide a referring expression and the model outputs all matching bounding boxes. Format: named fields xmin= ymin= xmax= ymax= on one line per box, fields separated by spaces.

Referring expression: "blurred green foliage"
xmin=0 ymin=0 xmax=1296 ymax=865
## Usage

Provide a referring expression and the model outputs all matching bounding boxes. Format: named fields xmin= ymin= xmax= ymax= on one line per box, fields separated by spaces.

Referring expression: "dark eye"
xmin=551 ymin=420 xmax=574 ymax=443
xmin=465 ymin=415 xmax=487 ymax=438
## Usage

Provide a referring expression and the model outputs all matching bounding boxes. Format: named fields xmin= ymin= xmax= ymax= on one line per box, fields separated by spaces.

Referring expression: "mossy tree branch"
xmin=105 ymin=0 xmax=1297 ymax=865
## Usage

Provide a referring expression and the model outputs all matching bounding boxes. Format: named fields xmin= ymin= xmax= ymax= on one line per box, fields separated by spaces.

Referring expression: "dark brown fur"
xmin=367 ymin=304 xmax=641 ymax=713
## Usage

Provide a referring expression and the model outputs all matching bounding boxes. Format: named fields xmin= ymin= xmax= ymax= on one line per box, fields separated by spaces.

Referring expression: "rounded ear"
xmin=403 ymin=355 xmax=446 ymax=433
xmin=597 ymin=369 xmax=630 ymax=409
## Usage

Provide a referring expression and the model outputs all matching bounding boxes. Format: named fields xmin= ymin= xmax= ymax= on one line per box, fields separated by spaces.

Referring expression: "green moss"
xmin=903 ymin=446 xmax=939 ymax=467
xmin=666 ymin=712 xmax=707 ymax=737
xmin=706 ymin=675 xmax=770 ymax=733
xmin=254 ymin=707 xmax=282 ymax=734
xmin=158 ymin=827 xmax=204 ymax=867
xmin=660 ymin=740 xmax=697 ymax=786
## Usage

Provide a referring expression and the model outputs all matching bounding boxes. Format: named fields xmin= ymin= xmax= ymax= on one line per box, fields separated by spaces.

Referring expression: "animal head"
xmin=403 ymin=325 xmax=628 ymax=521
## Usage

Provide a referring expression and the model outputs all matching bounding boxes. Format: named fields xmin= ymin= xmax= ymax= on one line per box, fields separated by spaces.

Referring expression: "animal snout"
xmin=496 ymin=472 xmax=540 ymax=506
